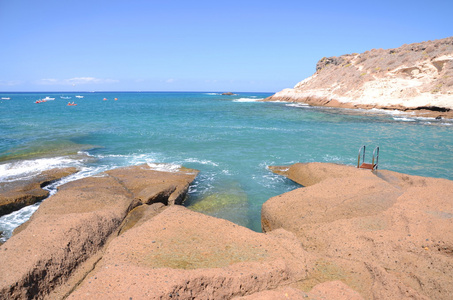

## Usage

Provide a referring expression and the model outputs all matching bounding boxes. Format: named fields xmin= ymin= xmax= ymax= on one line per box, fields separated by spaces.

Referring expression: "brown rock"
xmin=0 ymin=164 xmax=198 ymax=299
xmin=263 ymin=162 xmax=453 ymax=299
xmin=67 ymin=206 xmax=310 ymax=299
xmin=0 ymin=167 xmax=78 ymax=217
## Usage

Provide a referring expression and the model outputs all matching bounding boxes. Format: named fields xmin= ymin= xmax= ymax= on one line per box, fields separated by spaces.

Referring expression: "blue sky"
xmin=0 ymin=0 xmax=452 ymax=92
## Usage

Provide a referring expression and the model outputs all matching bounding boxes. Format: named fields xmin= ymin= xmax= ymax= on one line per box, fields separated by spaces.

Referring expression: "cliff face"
xmin=267 ymin=37 xmax=453 ymax=115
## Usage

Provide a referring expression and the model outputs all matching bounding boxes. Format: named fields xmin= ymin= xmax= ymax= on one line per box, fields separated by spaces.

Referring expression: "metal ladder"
xmin=357 ymin=145 xmax=379 ymax=170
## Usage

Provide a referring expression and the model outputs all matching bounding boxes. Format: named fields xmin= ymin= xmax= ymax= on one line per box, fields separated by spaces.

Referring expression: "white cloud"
xmin=165 ymin=78 xmax=175 ymax=83
xmin=36 ymin=77 xmax=119 ymax=86
xmin=0 ymin=80 xmax=23 ymax=86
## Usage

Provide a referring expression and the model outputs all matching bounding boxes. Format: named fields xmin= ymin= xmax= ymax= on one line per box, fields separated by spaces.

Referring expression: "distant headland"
xmin=265 ymin=36 xmax=453 ymax=119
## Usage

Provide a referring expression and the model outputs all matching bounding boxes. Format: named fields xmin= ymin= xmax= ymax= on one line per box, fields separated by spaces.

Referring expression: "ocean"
xmin=1 ymin=92 xmax=452 ymax=241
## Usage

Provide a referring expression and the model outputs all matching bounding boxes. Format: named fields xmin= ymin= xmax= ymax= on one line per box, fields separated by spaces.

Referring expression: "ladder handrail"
xmin=357 ymin=145 xmax=366 ymax=168
xmin=372 ymin=146 xmax=379 ymax=170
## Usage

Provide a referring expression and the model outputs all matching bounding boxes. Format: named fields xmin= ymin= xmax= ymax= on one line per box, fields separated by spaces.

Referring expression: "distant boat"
xmin=1 ymin=97 xmax=10 ymax=100
xmin=103 ymin=98 xmax=107 ymax=101
xmin=60 ymin=96 xmax=71 ymax=99
xmin=75 ymin=95 xmax=84 ymax=99
xmin=67 ymin=102 xmax=77 ymax=106
xmin=43 ymin=97 xmax=55 ymax=101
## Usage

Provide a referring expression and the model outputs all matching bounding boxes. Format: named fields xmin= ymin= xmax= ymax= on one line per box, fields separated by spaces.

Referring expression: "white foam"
xmin=393 ymin=117 xmax=416 ymax=122
xmin=0 ymin=203 xmax=40 ymax=242
xmin=204 ymin=93 xmax=221 ymax=95
xmin=183 ymin=158 xmax=219 ymax=167
xmin=0 ymin=156 xmax=84 ymax=182
xmin=286 ymin=103 xmax=310 ymax=108
xmin=233 ymin=98 xmax=263 ymax=102
xmin=94 ymin=153 xmax=161 ymax=166
xmin=146 ymin=162 xmax=182 ymax=173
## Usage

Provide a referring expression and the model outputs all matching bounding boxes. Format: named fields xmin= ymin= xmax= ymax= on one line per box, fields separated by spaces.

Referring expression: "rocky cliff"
xmin=266 ymin=37 xmax=453 ymax=117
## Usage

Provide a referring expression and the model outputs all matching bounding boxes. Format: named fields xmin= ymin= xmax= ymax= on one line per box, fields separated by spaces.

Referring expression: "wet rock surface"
xmin=0 ymin=167 xmax=78 ymax=217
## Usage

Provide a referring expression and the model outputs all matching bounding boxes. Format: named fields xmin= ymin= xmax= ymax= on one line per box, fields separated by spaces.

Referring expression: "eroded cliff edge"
xmin=265 ymin=37 xmax=453 ymax=118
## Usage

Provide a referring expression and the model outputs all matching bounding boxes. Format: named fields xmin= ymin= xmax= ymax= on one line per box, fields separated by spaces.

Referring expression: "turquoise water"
xmin=1 ymin=92 xmax=452 ymax=239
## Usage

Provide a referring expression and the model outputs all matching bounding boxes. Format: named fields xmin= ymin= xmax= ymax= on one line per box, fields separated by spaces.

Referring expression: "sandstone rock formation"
xmin=263 ymin=162 xmax=453 ymax=299
xmin=0 ymin=163 xmax=366 ymax=300
xmin=2 ymin=162 xmax=452 ymax=299
xmin=0 ymin=167 xmax=78 ymax=217
xmin=66 ymin=206 xmax=310 ymax=299
xmin=266 ymin=37 xmax=453 ymax=118
xmin=0 ymin=164 xmax=198 ymax=299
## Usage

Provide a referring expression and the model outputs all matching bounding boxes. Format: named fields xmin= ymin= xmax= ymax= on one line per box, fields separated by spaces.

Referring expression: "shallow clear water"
xmin=1 ymin=92 xmax=452 ymax=240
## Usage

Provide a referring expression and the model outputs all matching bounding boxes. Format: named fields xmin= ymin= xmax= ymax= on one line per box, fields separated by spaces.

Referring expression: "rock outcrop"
xmin=2 ymin=162 xmax=453 ymax=299
xmin=266 ymin=37 xmax=453 ymax=118
xmin=0 ymin=164 xmax=198 ymax=299
xmin=0 ymin=167 xmax=78 ymax=217
xmin=263 ymin=162 xmax=453 ymax=299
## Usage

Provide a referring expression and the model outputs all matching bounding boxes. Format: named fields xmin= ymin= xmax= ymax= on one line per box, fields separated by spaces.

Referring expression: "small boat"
xmin=103 ymin=98 xmax=107 ymax=101
xmin=114 ymin=98 xmax=118 ymax=101
xmin=35 ymin=99 xmax=46 ymax=103
xmin=67 ymin=102 xmax=77 ymax=106
xmin=1 ymin=97 xmax=10 ymax=100
xmin=75 ymin=95 xmax=84 ymax=99
xmin=60 ymin=96 xmax=71 ymax=99
xmin=43 ymin=96 xmax=55 ymax=101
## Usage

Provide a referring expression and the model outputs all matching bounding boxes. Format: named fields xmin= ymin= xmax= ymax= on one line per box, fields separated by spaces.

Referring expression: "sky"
xmin=0 ymin=0 xmax=452 ymax=93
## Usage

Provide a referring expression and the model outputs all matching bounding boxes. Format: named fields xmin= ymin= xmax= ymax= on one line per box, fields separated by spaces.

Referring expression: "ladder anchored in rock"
xmin=357 ymin=145 xmax=379 ymax=170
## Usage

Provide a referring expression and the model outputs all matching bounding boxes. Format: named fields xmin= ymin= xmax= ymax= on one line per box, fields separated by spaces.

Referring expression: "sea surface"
xmin=1 ymin=92 xmax=452 ymax=241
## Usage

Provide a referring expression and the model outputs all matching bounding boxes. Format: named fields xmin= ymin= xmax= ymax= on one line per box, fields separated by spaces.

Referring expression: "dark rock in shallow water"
xmin=0 ymin=167 xmax=78 ymax=217
xmin=222 ymin=92 xmax=235 ymax=95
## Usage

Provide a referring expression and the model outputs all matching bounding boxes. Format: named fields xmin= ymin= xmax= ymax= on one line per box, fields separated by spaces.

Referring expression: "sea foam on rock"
xmin=0 ymin=167 xmax=79 ymax=217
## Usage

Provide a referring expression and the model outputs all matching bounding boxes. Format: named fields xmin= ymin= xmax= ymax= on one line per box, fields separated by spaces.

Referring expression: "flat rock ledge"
xmin=0 ymin=167 xmax=79 ymax=217
xmin=264 ymin=89 xmax=453 ymax=119
xmin=264 ymin=162 xmax=453 ymax=299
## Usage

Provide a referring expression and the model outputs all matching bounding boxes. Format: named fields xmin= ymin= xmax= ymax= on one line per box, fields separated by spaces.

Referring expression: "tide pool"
xmin=1 ymin=92 xmax=452 ymax=240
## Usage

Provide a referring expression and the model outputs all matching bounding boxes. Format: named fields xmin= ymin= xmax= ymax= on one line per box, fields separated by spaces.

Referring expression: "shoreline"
xmin=263 ymin=89 xmax=453 ymax=119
